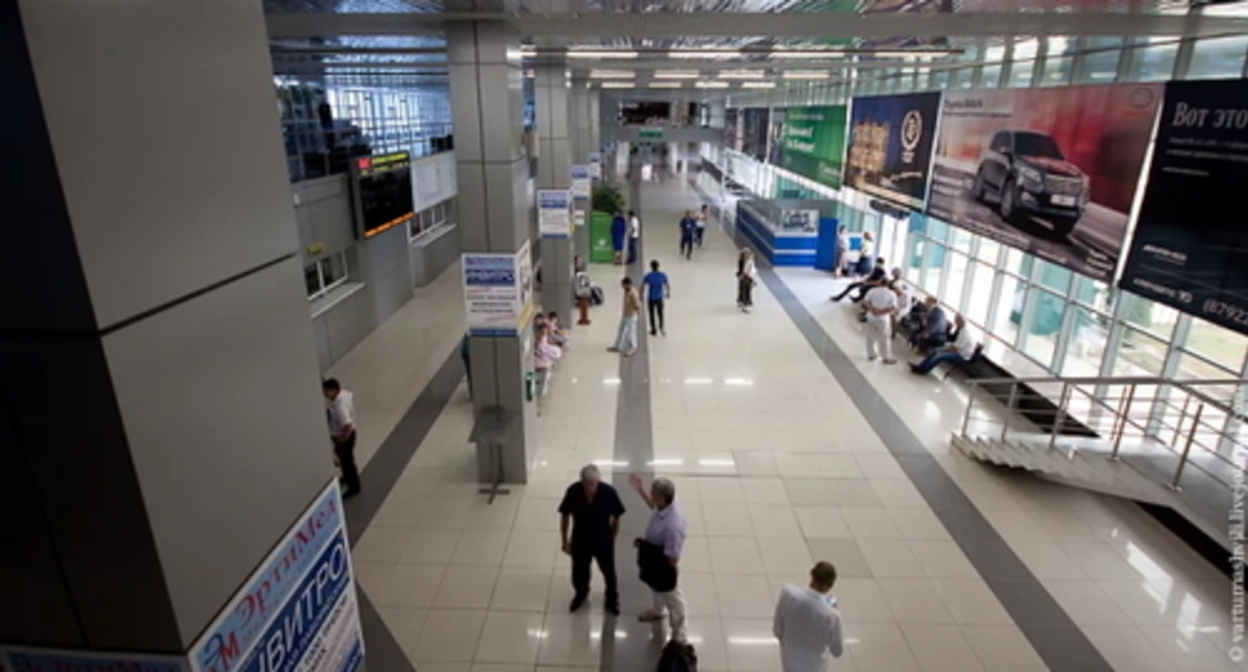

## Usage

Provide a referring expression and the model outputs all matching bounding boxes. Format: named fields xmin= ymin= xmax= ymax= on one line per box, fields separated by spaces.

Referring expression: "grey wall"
xmin=295 ymin=174 xmax=356 ymax=264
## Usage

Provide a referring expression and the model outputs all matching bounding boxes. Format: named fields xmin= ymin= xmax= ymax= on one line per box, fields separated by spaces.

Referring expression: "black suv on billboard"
xmin=971 ymin=130 xmax=1089 ymax=237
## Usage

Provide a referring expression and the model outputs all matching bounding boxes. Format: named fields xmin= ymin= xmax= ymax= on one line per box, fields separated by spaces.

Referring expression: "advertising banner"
xmin=779 ymin=105 xmax=848 ymax=190
xmin=570 ymin=165 xmax=591 ymax=199
xmin=1120 ymin=79 xmax=1248 ymax=335
xmin=538 ymin=190 xmax=572 ymax=238
xmin=463 ymin=242 xmax=533 ymax=337
xmin=740 ymin=108 xmax=771 ymax=162
xmin=844 ymin=92 xmax=941 ymax=210
xmin=189 ymin=483 xmax=362 ymax=672
xmin=0 ymin=648 xmax=188 ymax=672
xmin=928 ymin=83 xmax=1161 ymax=281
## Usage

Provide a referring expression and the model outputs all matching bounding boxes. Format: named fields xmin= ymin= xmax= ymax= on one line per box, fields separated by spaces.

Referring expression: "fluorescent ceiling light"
xmin=871 ymin=50 xmax=952 ymax=60
xmin=695 ymin=81 xmax=730 ymax=89
xmin=520 ymin=47 xmax=536 ymax=57
xmin=568 ymin=50 xmax=639 ymax=59
xmin=783 ymin=70 xmax=831 ymax=80
xmin=718 ymin=69 xmax=765 ymax=80
xmin=741 ymin=82 xmax=776 ymax=89
xmin=770 ymin=49 xmax=845 ymax=59
xmin=590 ymin=69 xmax=635 ymax=79
xmin=654 ymin=70 xmax=701 ymax=79
xmin=649 ymin=82 xmax=683 ymax=89
xmin=669 ymin=50 xmax=742 ymax=59
xmin=600 ymin=81 xmax=635 ymax=89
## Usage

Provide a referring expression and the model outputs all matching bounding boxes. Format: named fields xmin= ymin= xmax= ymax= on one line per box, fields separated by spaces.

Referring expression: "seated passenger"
xmin=547 ymin=311 xmax=568 ymax=347
xmin=910 ymin=315 xmax=976 ymax=375
xmin=534 ymin=324 xmax=562 ymax=386
xmin=909 ymin=298 xmax=949 ymax=353
xmin=833 ymin=258 xmax=888 ymax=303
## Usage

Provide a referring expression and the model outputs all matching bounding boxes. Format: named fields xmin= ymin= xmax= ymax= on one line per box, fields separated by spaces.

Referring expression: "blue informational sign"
xmin=463 ymin=242 xmax=532 ymax=337
xmin=538 ymin=189 xmax=572 ymax=238
xmin=570 ymin=165 xmax=591 ymax=199
xmin=189 ymin=484 xmax=362 ymax=672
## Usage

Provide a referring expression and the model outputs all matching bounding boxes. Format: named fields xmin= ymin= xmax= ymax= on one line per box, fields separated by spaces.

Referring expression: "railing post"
xmin=1169 ymin=403 xmax=1204 ymax=491
xmin=961 ymin=381 xmax=977 ymax=437
xmin=1049 ymin=383 xmax=1071 ymax=451
xmin=1001 ymin=384 xmax=1018 ymax=442
xmin=1111 ymin=383 xmax=1136 ymax=461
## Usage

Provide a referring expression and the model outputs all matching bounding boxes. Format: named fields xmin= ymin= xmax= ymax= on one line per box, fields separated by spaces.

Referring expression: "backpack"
xmin=656 ymin=640 xmax=697 ymax=672
xmin=590 ymin=285 xmax=605 ymax=306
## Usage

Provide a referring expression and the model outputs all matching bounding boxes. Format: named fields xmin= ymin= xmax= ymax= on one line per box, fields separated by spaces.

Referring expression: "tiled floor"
xmin=340 ymin=177 xmax=1242 ymax=671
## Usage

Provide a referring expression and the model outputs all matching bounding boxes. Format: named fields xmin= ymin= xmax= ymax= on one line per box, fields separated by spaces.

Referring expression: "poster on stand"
xmin=189 ymin=482 xmax=363 ymax=672
xmin=928 ymin=83 xmax=1161 ymax=281
xmin=463 ymin=241 xmax=533 ymax=337
xmin=779 ymin=105 xmax=848 ymax=190
xmin=1120 ymin=79 xmax=1248 ymax=335
xmin=539 ymin=190 xmax=572 ymax=238
xmin=844 ymin=92 xmax=941 ymax=210
xmin=741 ymin=108 xmax=771 ymax=162
xmin=570 ymin=165 xmax=591 ymax=199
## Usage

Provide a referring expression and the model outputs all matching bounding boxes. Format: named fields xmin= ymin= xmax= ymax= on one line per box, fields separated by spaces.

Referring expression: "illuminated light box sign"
xmin=351 ymin=152 xmax=415 ymax=239
xmin=188 ymin=482 xmax=363 ymax=672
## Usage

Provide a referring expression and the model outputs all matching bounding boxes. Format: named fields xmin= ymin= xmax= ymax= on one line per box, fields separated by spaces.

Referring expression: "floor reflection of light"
xmin=603 ymin=378 xmax=621 ymax=385
xmin=593 ymin=459 xmax=630 ymax=467
xmin=590 ymin=631 xmax=629 ymax=640
xmin=650 ymin=458 xmax=684 ymax=466
xmin=698 ymin=458 xmax=735 ymax=466
xmin=727 ymin=637 xmax=775 ymax=645
xmin=724 ymin=378 xmax=754 ymax=386
xmin=528 ymin=629 xmax=549 ymax=639
xmin=684 ymin=377 xmax=713 ymax=385
xmin=1124 ymin=541 xmax=1171 ymax=585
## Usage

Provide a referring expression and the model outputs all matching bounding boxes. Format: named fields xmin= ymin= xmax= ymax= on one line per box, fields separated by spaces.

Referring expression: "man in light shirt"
xmin=773 ymin=562 xmax=844 ymax=672
xmin=862 ymin=278 xmax=899 ymax=365
xmin=323 ymin=378 xmax=360 ymax=498
xmin=911 ymin=314 xmax=977 ymax=374
xmin=629 ymin=474 xmax=689 ymax=643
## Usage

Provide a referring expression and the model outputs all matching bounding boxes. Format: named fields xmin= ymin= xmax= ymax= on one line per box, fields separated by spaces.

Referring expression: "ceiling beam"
xmin=266 ymin=11 xmax=1248 ymax=40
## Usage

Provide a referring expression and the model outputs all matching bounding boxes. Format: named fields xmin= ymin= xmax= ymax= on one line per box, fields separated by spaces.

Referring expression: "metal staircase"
xmin=955 ymin=376 xmax=1246 ymax=550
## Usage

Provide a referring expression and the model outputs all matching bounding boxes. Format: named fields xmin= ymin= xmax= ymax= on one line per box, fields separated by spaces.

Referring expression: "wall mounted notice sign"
xmin=0 ymin=647 xmax=188 ymax=672
xmin=189 ymin=482 xmax=363 ymax=672
xmin=929 ymin=83 xmax=1161 ymax=282
xmin=1120 ymin=79 xmax=1248 ymax=335
xmin=464 ymin=241 xmax=533 ymax=337
xmin=589 ymin=152 xmax=602 ymax=178
xmin=779 ymin=105 xmax=848 ymax=190
xmin=570 ymin=166 xmax=591 ymax=199
xmin=538 ymin=190 xmax=572 ymax=237
xmin=843 ymin=92 xmax=941 ymax=210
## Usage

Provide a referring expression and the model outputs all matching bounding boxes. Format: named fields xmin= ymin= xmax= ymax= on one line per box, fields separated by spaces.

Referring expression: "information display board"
xmin=538 ymin=190 xmax=572 ymax=238
xmin=411 ymin=151 xmax=458 ymax=213
xmin=570 ymin=165 xmax=591 ymax=199
xmin=1120 ymin=79 xmax=1248 ymax=335
xmin=929 ymin=83 xmax=1161 ymax=281
xmin=351 ymin=152 xmax=414 ymax=239
xmin=779 ymin=105 xmax=848 ymax=191
xmin=844 ymin=92 xmax=941 ymax=210
xmin=463 ymin=241 xmax=533 ymax=337
xmin=189 ymin=482 xmax=363 ymax=672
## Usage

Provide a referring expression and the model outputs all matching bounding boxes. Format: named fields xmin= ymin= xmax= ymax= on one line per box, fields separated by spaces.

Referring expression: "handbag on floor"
xmin=656 ymin=640 xmax=697 ymax=672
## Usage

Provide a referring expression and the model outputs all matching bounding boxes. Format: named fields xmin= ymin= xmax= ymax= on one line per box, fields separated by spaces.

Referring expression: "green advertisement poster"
xmin=780 ymin=105 xmax=848 ymax=190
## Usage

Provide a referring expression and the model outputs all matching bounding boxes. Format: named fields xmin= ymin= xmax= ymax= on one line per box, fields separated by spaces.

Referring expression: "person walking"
xmin=609 ymin=277 xmax=642 ymax=357
xmin=695 ymin=204 xmax=709 ymax=247
xmin=560 ymin=464 xmax=626 ymax=616
xmin=643 ymin=260 xmax=670 ymax=336
xmin=627 ymin=210 xmax=642 ymax=265
xmin=679 ymin=211 xmax=698 ymax=260
xmin=773 ymin=562 xmax=845 ymax=672
xmin=737 ymin=248 xmax=758 ymax=313
xmin=323 ymin=378 xmax=360 ymax=498
xmin=628 ymin=474 xmax=688 ymax=643
xmin=862 ymin=278 xmax=899 ymax=364
xmin=611 ymin=211 xmax=627 ymax=265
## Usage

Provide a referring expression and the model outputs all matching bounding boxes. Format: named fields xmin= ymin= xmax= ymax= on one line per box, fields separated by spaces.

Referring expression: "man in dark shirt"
xmin=559 ymin=464 xmax=626 ymax=615
xmin=679 ymin=211 xmax=698 ymax=259
xmin=831 ymin=257 xmax=887 ymax=303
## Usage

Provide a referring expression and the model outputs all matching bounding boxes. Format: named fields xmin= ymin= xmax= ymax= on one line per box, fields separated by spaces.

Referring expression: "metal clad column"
xmin=535 ymin=63 xmax=575 ymax=326
xmin=447 ymin=21 xmax=536 ymax=484
xmin=571 ymin=76 xmax=593 ymax=262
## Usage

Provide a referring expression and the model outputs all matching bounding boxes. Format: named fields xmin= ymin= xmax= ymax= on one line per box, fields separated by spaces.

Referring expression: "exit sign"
xmin=639 ymin=128 xmax=664 ymax=140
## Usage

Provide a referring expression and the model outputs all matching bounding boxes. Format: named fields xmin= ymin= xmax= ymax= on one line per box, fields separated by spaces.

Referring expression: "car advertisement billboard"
xmin=778 ymin=105 xmax=848 ymax=191
xmin=1120 ymin=79 xmax=1248 ymax=336
xmin=928 ymin=83 xmax=1162 ymax=281
xmin=740 ymin=108 xmax=771 ymax=162
xmin=844 ymin=92 xmax=941 ymax=210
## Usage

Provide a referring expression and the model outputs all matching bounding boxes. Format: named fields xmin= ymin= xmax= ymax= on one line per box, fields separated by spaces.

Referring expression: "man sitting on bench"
xmin=910 ymin=314 xmax=976 ymax=375
xmin=909 ymin=297 xmax=949 ymax=353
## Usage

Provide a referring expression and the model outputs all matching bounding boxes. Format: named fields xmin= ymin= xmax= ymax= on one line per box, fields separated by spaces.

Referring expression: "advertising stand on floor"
xmin=928 ymin=83 xmax=1162 ymax=281
xmin=1120 ymin=79 xmax=1248 ymax=336
xmin=844 ymin=92 xmax=942 ymax=210
xmin=188 ymin=482 xmax=363 ymax=672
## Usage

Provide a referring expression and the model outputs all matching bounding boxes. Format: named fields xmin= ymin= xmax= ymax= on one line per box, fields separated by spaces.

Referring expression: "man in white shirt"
xmin=862 ymin=279 xmax=899 ymax=365
xmin=627 ymin=209 xmax=641 ymax=264
xmin=910 ymin=314 xmax=977 ymax=375
xmin=773 ymin=561 xmax=845 ymax=672
xmin=323 ymin=378 xmax=360 ymax=498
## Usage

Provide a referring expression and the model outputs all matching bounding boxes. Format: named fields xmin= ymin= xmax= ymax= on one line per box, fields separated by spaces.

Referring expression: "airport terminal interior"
xmin=6 ymin=1 xmax=1248 ymax=671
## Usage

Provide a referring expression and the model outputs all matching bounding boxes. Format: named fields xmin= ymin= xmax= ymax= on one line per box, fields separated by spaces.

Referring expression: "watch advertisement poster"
xmin=844 ymin=92 xmax=942 ymax=210
xmin=1120 ymin=79 xmax=1248 ymax=335
xmin=928 ymin=83 xmax=1162 ymax=282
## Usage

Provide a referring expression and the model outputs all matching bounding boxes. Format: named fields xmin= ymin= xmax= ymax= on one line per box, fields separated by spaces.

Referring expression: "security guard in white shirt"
xmin=773 ymin=562 xmax=845 ymax=672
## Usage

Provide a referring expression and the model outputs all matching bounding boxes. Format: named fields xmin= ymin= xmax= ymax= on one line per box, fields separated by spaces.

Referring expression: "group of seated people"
xmin=834 ymin=259 xmax=980 ymax=376
xmin=533 ymin=311 xmax=567 ymax=395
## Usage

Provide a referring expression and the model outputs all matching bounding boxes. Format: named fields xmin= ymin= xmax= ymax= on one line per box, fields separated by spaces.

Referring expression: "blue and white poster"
xmin=589 ymin=152 xmax=602 ymax=178
xmin=570 ymin=166 xmax=591 ymax=200
xmin=189 ymin=483 xmax=362 ymax=672
xmin=538 ymin=189 xmax=572 ymax=238
xmin=463 ymin=241 xmax=533 ymax=337
xmin=0 ymin=647 xmax=188 ymax=672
